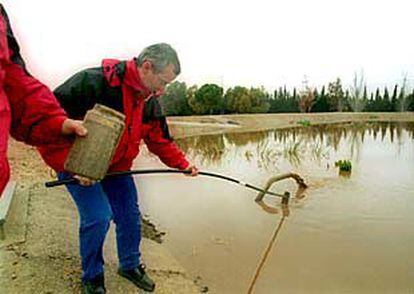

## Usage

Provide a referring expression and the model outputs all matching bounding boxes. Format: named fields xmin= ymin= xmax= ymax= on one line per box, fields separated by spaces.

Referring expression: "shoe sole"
xmin=118 ymin=270 xmax=155 ymax=292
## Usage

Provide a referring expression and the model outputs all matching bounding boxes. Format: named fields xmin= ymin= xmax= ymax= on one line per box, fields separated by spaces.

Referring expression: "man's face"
xmin=142 ymin=62 xmax=177 ymax=93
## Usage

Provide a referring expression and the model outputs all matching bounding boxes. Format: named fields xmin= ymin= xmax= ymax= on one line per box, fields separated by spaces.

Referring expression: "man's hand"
xmin=61 ymin=119 xmax=87 ymax=136
xmin=74 ymin=175 xmax=96 ymax=186
xmin=184 ymin=165 xmax=199 ymax=177
xmin=62 ymin=119 xmax=92 ymax=186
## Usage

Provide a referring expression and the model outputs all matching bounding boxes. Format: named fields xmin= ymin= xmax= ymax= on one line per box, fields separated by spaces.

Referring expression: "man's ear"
xmin=142 ymin=60 xmax=152 ymax=71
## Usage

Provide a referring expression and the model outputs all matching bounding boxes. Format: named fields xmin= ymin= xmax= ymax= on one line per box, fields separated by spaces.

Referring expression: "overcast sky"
xmin=3 ymin=0 xmax=414 ymax=93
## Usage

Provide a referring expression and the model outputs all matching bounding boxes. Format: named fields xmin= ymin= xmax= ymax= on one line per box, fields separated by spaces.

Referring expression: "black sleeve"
xmin=54 ymin=67 xmax=105 ymax=119
xmin=143 ymin=97 xmax=173 ymax=140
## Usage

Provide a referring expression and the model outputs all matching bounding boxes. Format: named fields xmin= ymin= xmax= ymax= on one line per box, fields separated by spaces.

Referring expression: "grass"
xmin=297 ymin=119 xmax=311 ymax=127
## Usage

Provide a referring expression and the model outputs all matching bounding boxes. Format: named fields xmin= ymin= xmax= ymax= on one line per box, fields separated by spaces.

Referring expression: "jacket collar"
xmin=124 ymin=59 xmax=151 ymax=97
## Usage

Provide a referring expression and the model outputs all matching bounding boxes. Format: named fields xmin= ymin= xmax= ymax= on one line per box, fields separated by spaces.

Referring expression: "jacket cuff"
xmin=177 ymin=159 xmax=190 ymax=170
xmin=44 ymin=115 xmax=67 ymax=136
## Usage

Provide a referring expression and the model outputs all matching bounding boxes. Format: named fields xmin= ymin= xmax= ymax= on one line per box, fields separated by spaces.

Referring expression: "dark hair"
xmin=136 ymin=43 xmax=180 ymax=75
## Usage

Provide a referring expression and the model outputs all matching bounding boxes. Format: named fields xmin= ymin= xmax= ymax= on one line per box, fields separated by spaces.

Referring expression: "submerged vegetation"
xmin=335 ymin=160 xmax=352 ymax=172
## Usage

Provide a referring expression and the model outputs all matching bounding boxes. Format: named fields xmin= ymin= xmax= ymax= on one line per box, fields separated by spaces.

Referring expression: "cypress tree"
xmin=391 ymin=84 xmax=398 ymax=112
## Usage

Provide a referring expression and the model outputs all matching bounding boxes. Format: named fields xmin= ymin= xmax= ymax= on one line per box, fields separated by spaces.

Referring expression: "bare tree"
xmin=349 ymin=69 xmax=366 ymax=112
xmin=398 ymin=72 xmax=409 ymax=111
xmin=298 ymin=75 xmax=315 ymax=113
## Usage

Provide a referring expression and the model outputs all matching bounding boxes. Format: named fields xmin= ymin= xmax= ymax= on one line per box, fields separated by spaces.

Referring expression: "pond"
xmin=137 ymin=122 xmax=414 ymax=293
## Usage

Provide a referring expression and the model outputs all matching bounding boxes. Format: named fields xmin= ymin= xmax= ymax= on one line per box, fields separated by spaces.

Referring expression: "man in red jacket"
xmin=39 ymin=43 xmax=198 ymax=294
xmin=0 ymin=4 xmax=86 ymax=196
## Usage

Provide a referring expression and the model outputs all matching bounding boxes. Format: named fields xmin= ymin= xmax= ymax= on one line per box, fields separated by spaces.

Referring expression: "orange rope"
xmin=247 ymin=215 xmax=287 ymax=294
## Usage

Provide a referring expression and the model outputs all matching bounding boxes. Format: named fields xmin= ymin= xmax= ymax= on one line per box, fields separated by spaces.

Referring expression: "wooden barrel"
xmin=64 ymin=104 xmax=125 ymax=180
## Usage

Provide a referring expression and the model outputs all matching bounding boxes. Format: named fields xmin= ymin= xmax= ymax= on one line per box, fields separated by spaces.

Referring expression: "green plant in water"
xmin=335 ymin=160 xmax=352 ymax=172
xmin=297 ymin=119 xmax=311 ymax=127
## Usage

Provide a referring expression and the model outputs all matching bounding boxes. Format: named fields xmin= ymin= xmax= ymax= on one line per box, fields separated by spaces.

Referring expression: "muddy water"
xmin=136 ymin=122 xmax=414 ymax=294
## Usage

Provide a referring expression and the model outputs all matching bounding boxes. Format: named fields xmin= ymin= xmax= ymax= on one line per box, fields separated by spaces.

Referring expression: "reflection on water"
xmin=140 ymin=122 xmax=414 ymax=294
xmin=175 ymin=134 xmax=227 ymax=166
xmin=175 ymin=122 xmax=414 ymax=171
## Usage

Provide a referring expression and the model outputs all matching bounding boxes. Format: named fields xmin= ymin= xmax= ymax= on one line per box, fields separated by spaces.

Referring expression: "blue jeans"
xmin=58 ymin=173 xmax=141 ymax=282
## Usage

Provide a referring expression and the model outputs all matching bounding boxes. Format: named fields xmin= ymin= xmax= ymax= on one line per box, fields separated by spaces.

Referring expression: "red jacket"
xmin=0 ymin=5 xmax=67 ymax=195
xmin=38 ymin=59 xmax=189 ymax=173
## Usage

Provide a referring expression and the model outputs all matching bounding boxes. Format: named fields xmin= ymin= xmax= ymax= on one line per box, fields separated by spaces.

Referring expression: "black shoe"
xmin=82 ymin=274 xmax=106 ymax=294
xmin=118 ymin=264 xmax=155 ymax=292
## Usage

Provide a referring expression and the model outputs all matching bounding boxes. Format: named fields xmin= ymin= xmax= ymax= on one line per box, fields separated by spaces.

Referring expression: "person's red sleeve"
xmin=144 ymin=121 xmax=190 ymax=170
xmin=4 ymin=61 xmax=68 ymax=146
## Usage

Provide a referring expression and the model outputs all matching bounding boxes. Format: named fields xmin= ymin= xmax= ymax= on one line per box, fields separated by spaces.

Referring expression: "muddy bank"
xmin=0 ymin=182 xmax=201 ymax=293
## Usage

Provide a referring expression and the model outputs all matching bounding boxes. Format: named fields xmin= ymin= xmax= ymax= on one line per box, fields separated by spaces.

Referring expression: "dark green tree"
xmin=159 ymin=81 xmax=192 ymax=116
xmin=312 ymin=85 xmax=330 ymax=112
xmin=391 ymin=85 xmax=398 ymax=112
xmin=373 ymin=87 xmax=382 ymax=111
xmin=407 ymin=90 xmax=414 ymax=111
xmin=188 ymin=84 xmax=223 ymax=115
xmin=224 ymin=86 xmax=251 ymax=113
xmin=383 ymin=87 xmax=391 ymax=111
xmin=249 ymin=87 xmax=271 ymax=113
xmin=327 ymin=78 xmax=344 ymax=111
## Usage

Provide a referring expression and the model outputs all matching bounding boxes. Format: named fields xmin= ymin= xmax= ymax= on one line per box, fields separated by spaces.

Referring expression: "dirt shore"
xmin=2 ymin=142 xmax=201 ymax=293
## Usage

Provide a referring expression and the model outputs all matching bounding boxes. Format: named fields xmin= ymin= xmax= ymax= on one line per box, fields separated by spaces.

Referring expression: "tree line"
xmin=159 ymin=77 xmax=414 ymax=116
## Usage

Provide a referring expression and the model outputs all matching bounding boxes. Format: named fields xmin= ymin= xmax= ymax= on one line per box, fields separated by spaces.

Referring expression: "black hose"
xmin=45 ymin=169 xmax=285 ymax=198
